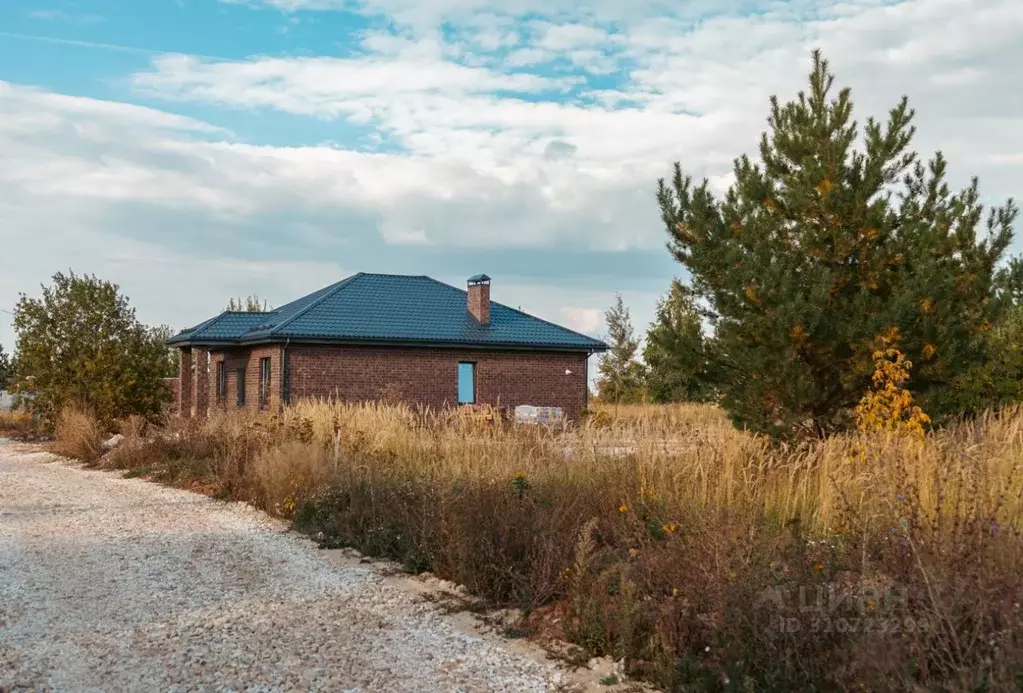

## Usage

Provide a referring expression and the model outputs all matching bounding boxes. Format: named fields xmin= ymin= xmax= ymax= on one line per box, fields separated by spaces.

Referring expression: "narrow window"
xmin=457 ymin=362 xmax=476 ymax=404
xmin=259 ymin=357 xmax=272 ymax=409
xmin=217 ymin=362 xmax=226 ymax=400
xmin=236 ymin=368 xmax=246 ymax=407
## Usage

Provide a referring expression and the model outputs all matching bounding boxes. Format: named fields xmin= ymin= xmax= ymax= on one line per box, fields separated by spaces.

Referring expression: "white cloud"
xmin=0 ymin=82 xmax=227 ymax=135
xmin=560 ymin=307 xmax=601 ymax=334
xmin=531 ymin=22 xmax=610 ymax=51
xmin=141 ymin=0 xmax=1023 ymax=199
xmin=0 ymin=82 xmax=653 ymax=349
xmin=132 ymin=53 xmax=574 ymax=121
xmin=504 ymin=47 xmax=548 ymax=67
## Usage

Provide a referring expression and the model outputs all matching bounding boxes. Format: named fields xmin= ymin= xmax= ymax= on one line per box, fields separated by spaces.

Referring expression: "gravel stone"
xmin=0 ymin=447 xmax=562 ymax=692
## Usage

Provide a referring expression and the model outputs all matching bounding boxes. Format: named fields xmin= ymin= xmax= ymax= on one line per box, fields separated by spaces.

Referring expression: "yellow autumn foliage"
xmin=854 ymin=326 xmax=931 ymax=436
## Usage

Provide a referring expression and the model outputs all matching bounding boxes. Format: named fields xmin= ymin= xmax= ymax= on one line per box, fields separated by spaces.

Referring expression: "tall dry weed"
xmin=53 ymin=404 xmax=104 ymax=463
xmin=250 ymin=440 xmax=336 ymax=515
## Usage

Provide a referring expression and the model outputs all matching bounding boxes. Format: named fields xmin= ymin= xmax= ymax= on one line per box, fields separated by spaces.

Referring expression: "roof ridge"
xmin=358 ymin=272 xmax=430 ymax=278
xmin=266 ymin=272 xmax=364 ymax=336
xmin=420 ymin=276 xmax=604 ymax=346
xmin=222 ymin=310 xmax=276 ymax=315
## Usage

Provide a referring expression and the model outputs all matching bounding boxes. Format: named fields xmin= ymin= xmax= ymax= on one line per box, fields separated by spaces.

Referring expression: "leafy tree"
xmin=657 ymin=52 xmax=1017 ymax=436
xmin=13 ymin=272 xmax=173 ymax=428
xmin=151 ymin=325 xmax=181 ymax=378
xmin=643 ymin=280 xmax=714 ymax=403
xmin=0 ymin=344 xmax=12 ymax=390
xmin=595 ymin=294 xmax=647 ymax=403
xmin=227 ymin=295 xmax=270 ymax=312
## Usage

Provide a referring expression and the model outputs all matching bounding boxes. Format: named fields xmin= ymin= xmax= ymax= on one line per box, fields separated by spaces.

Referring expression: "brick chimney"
xmin=467 ymin=274 xmax=491 ymax=325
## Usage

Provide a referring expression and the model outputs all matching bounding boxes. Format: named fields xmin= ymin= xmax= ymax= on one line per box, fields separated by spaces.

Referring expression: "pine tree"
xmin=595 ymin=294 xmax=646 ymax=404
xmin=657 ymin=52 xmax=1017 ymax=436
xmin=945 ymin=259 xmax=1023 ymax=413
xmin=643 ymin=280 xmax=713 ymax=403
xmin=997 ymin=257 xmax=1023 ymax=307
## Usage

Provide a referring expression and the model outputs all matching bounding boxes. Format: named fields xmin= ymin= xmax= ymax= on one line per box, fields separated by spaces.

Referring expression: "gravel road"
xmin=0 ymin=445 xmax=562 ymax=693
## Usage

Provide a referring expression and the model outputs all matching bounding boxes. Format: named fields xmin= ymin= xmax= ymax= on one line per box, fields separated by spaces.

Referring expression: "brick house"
xmin=167 ymin=273 xmax=608 ymax=420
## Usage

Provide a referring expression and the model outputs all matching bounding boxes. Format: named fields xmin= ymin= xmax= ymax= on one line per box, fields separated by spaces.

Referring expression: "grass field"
xmin=56 ymin=400 xmax=1023 ymax=691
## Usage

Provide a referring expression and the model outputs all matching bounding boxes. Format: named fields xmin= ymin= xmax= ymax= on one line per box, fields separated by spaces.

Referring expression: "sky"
xmin=1 ymin=0 xmax=1022 ymax=361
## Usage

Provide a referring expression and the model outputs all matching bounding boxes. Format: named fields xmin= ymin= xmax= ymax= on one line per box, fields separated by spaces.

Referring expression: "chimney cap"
xmin=467 ymin=273 xmax=491 ymax=285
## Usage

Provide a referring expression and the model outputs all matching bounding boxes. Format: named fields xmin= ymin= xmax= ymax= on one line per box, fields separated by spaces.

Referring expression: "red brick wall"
xmin=185 ymin=343 xmax=589 ymax=419
xmin=164 ymin=377 xmax=181 ymax=413
xmin=209 ymin=345 xmax=283 ymax=413
xmin=177 ymin=349 xmax=192 ymax=417
xmin=287 ymin=345 xmax=589 ymax=419
xmin=191 ymin=348 xmax=210 ymax=417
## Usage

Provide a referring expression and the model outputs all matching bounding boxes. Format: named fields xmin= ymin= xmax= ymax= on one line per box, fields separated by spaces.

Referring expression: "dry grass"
xmin=98 ymin=400 xmax=1023 ymax=691
xmin=52 ymin=404 xmax=104 ymax=463
xmin=250 ymin=441 xmax=336 ymax=514
xmin=277 ymin=399 xmax=1023 ymax=535
xmin=0 ymin=409 xmax=37 ymax=439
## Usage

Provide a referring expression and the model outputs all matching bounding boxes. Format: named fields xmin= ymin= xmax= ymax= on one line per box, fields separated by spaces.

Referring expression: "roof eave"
xmin=169 ymin=331 xmax=607 ymax=352
xmin=166 ymin=337 xmax=242 ymax=348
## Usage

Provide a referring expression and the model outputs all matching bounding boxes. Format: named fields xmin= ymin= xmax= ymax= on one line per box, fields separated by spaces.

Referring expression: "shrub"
xmin=855 ymin=327 xmax=931 ymax=435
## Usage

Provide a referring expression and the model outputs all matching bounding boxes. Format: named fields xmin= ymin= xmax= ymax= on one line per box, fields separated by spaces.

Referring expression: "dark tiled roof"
xmin=169 ymin=311 xmax=272 ymax=344
xmin=168 ymin=273 xmax=607 ymax=352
